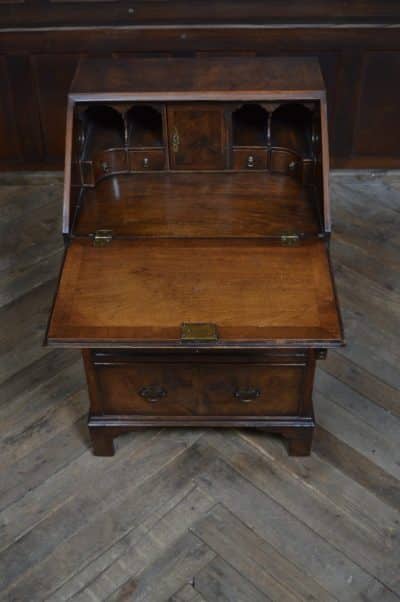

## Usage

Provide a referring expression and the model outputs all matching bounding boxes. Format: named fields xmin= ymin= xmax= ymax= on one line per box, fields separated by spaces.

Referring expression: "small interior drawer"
xmin=94 ymin=359 xmax=304 ymax=416
xmin=270 ymin=149 xmax=299 ymax=175
xmin=129 ymin=149 xmax=166 ymax=171
xmin=93 ymin=149 xmax=128 ymax=182
xmin=232 ymin=148 xmax=269 ymax=170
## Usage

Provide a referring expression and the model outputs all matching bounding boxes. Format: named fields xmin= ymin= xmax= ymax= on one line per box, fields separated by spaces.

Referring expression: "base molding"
xmin=88 ymin=415 xmax=315 ymax=457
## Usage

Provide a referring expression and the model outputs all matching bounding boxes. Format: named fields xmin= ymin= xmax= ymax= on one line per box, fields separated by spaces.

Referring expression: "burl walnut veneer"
xmin=46 ymin=57 xmax=344 ymax=456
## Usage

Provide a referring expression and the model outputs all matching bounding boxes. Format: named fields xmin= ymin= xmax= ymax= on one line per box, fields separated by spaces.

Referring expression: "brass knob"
xmin=139 ymin=385 xmax=167 ymax=403
xmin=247 ymin=155 xmax=255 ymax=168
xmin=234 ymin=387 xmax=261 ymax=403
xmin=102 ymin=161 xmax=110 ymax=173
xmin=143 ymin=157 xmax=149 ymax=168
xmin=289 ymin=161 xmax=297 ymax=171
xmin=78 ymin=131 xmax=85 ymax=148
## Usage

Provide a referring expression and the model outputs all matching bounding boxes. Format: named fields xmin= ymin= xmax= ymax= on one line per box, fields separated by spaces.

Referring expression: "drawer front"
xmin=198 ymin=364 xmax=303 ymax=415
xmin=232 ymin=148 xmax=268 ymax=170
xmin=129 ymin=149 xmax=166 ymax=171
xmin=95 ymin=360 xmax=304 ymax=416
xmin=97 ymin=363 xmax=196 ymax=415
xmin=93 ymin=149 xmax=128 ymax=181
xmin=270 ymin=149 xmax=299 ymax=175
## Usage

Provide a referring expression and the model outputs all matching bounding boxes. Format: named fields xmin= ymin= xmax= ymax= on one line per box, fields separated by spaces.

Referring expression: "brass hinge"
xmin=181 ymin=323 xmax=218 ymax=342
xmin=92 ymin=229 xmax=113 ymax=247
xmin=280 ymin=232 xmax=300 ymax=246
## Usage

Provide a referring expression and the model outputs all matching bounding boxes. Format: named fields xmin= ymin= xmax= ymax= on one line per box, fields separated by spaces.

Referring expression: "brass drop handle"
xmin=234 ymin=387 xmax=261 ymax=403
xmin=172 ymin=127 xmax=180 ymax=153
xmin=139 ymin=385 xmax=167 ymax=403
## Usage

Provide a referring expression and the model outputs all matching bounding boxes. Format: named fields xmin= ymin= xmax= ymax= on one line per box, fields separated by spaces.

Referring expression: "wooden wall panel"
xmin=6 ymin=55 xmax=44 ymax=163
xmin=330 ymin=52 xmax=364 ymax=160
xmin=34 ymin=54 xmax=80 ymax=160
xmin=1 ymin=0 xmax=400 ymax=29
xmin=353 ymin=52 xmax=400 ymax=158
xmin=0 ymin=57 xmax=20 ymax=161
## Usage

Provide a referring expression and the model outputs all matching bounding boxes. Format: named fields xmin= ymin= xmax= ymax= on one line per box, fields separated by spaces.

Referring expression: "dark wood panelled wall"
xmin=1 ymin=0 xmax=400 ymax=170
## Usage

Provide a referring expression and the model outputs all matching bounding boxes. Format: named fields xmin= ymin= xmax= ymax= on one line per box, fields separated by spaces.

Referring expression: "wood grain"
xmin=70 ymin=57 xmax=325 ymax=99
xmin=73 ymin=172 xmax=319 ymax=237
xmin=47 ymin=239 xmax=342 ymax=347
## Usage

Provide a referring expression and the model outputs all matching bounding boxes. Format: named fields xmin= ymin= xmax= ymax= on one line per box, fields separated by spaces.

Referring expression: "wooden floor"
xmin=0 ymin=171 xmax=399 ymax=601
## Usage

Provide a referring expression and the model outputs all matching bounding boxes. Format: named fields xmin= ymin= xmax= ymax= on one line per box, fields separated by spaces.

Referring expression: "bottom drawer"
xmin=200 ymin=364 xmax=303 ymax=415
xmin=97 ymin=363 xmax=196 ymax=415
xmin=95 ymin=360 xmax=305 ymax=416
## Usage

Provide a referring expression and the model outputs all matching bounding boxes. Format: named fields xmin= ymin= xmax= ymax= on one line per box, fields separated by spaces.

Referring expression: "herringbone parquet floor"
xmin=0 ymin=172 xmax=399 ymax=601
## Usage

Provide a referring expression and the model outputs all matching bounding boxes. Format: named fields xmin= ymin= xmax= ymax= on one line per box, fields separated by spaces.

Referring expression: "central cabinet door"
xmin=167 ymin=104 xmax=226 ymax=170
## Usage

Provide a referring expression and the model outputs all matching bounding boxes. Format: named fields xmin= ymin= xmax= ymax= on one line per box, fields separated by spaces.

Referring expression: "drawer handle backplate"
xmin=234 ymin=387 xmax=261 ymax=403
xmin=139 ymin=385 xmax=167 ymax=403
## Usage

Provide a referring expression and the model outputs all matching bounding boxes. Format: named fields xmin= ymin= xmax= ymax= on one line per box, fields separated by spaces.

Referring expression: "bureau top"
xmin=70 ymin=56 xmax=325 ymax=101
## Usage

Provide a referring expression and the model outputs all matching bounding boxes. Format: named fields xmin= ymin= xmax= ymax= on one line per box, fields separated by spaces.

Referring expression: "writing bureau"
xmin=46 ymin=57 xmax=344 ymax=456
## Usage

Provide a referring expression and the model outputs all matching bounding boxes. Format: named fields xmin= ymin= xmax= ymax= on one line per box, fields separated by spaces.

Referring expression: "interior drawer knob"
xmin=234 ymin=387 xmax=261 ymax=403
xmin=247 ymin=155 xmax=255 ymax=168
xmin=143 ymin=157 xmax=149 ymax=168
xmin=172 ymin=127 xmax=180 ymax=153
xmin=139 ymin=385 xmax=167 ymax=403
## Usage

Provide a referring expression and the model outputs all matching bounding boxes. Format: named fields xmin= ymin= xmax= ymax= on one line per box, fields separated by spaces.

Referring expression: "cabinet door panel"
xmin=168 ymin=104 xmax=226 ymax=170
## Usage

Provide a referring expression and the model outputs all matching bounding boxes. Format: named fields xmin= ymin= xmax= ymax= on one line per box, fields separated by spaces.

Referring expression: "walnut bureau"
xmin=46 ymin=57 xmax=344 ymax=456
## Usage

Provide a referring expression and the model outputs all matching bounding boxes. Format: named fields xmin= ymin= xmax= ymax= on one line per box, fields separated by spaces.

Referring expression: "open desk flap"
xmin=46 ymin=238 xmax=343 ymax=349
